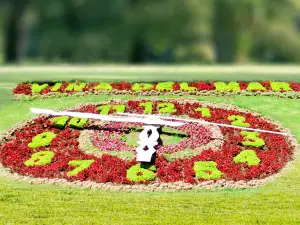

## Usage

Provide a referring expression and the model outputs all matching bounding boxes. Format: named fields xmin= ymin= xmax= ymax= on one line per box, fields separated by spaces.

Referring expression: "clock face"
xmin=0 ymin=99 xmax=297 ymax=189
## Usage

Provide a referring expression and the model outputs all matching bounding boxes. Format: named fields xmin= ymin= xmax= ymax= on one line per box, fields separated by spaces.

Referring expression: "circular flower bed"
xmin=0 ymin=99 xmax=298 ymax=191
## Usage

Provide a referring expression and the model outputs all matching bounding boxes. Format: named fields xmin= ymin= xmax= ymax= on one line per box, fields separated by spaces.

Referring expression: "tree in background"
xmin=3 ymin=0 xmax=29 ymax=63
xmin=127 ymin=0 xmax=194 ymax=63
xmin=27 ymin=0 xmax=194 ymax=63
xmin=1 ymin=0 xmax=300 ymax=64
xmin=213 ymin=0 xmax=300 ymax=63
xmin=213 ymin=0 xmax=259 ymax=63
xmin=251 ymin=0 xmax=300 ymax=62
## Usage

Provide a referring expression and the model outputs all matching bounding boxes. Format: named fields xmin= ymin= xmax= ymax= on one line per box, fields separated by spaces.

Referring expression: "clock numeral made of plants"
xmin=0 ymin=99 xmax=297 ymax=191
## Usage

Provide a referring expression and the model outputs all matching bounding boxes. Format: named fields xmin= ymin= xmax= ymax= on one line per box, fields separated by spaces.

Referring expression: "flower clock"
xmin=0 ymin=99 xmax=298 ymax=191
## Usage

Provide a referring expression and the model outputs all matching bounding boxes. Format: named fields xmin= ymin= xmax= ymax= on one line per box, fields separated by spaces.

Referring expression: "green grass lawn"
xmin=0 ymin=69 xmax=300 ymax=225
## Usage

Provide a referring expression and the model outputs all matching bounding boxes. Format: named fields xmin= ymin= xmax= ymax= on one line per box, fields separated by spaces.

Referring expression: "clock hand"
xmin=118 ymin=112 xmax=290 ymax=136
xmin=30 ymin=107 xmax=182 ymax=163
xmin=30 ymin=108 xmax=185 ymax=127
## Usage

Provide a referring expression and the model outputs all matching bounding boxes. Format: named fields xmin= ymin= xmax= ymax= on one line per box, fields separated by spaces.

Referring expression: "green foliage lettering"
xmin=157 ymin=103 xmax=177 ymax=114
xmin=65 ymin=82 xmax=86 ymax=92
xmin=113 ymin=105 xmax=126 ymax=114
xmin=233 ymin=150 xmax=261 ymax=166
xmin=228 ymin=115 xmax=250 ymax=127
xmin=180 ymin=82 xmax=197 ymax=91
xmin=32 ymin=83 xmax=49 ymax=94
xmin=126 ymin=163 xmax=156 ymax=182
xmin=132 ymin=83 xmax=154 ymax=91
xmin=24 ymin=151 xmax=54 ymax=167
xmin=94 ymin=83 xmax=113 ymax=90
xmin=139 ymin=102 xmax=153 ymax=114
xmin=270 ymin=82 xmax=292 ymax=92
xmin=67 ymin=160 xmax=95 ymax=177
xmin=214 ymin=82 xmax=240 ymax=92
xmin=241 ymin=131 xmax=265 ymax=147
xmin=97 ymin=104 xmax=126 ymax=115
xmin=51 ymin=116 xmax=69 ymax=129
xmin=97 ymin=105 xmax=111 ymax=115
xmin=68 ymin=118 xmax=88 ymax=129
xmin=51 ymin=83 xmax=62 ymax=92
xmin=195 ymin=107 xmax=211 ymax=118
xmin=156 ymin=82 xmax=174 ymax=92
xmin=193 ymin=161 xmax=222 ymax=180
xmin=246 ymin=82 xmax=267 ymax=91
xmin=28 ymin=132 xmax=56 ymax=149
